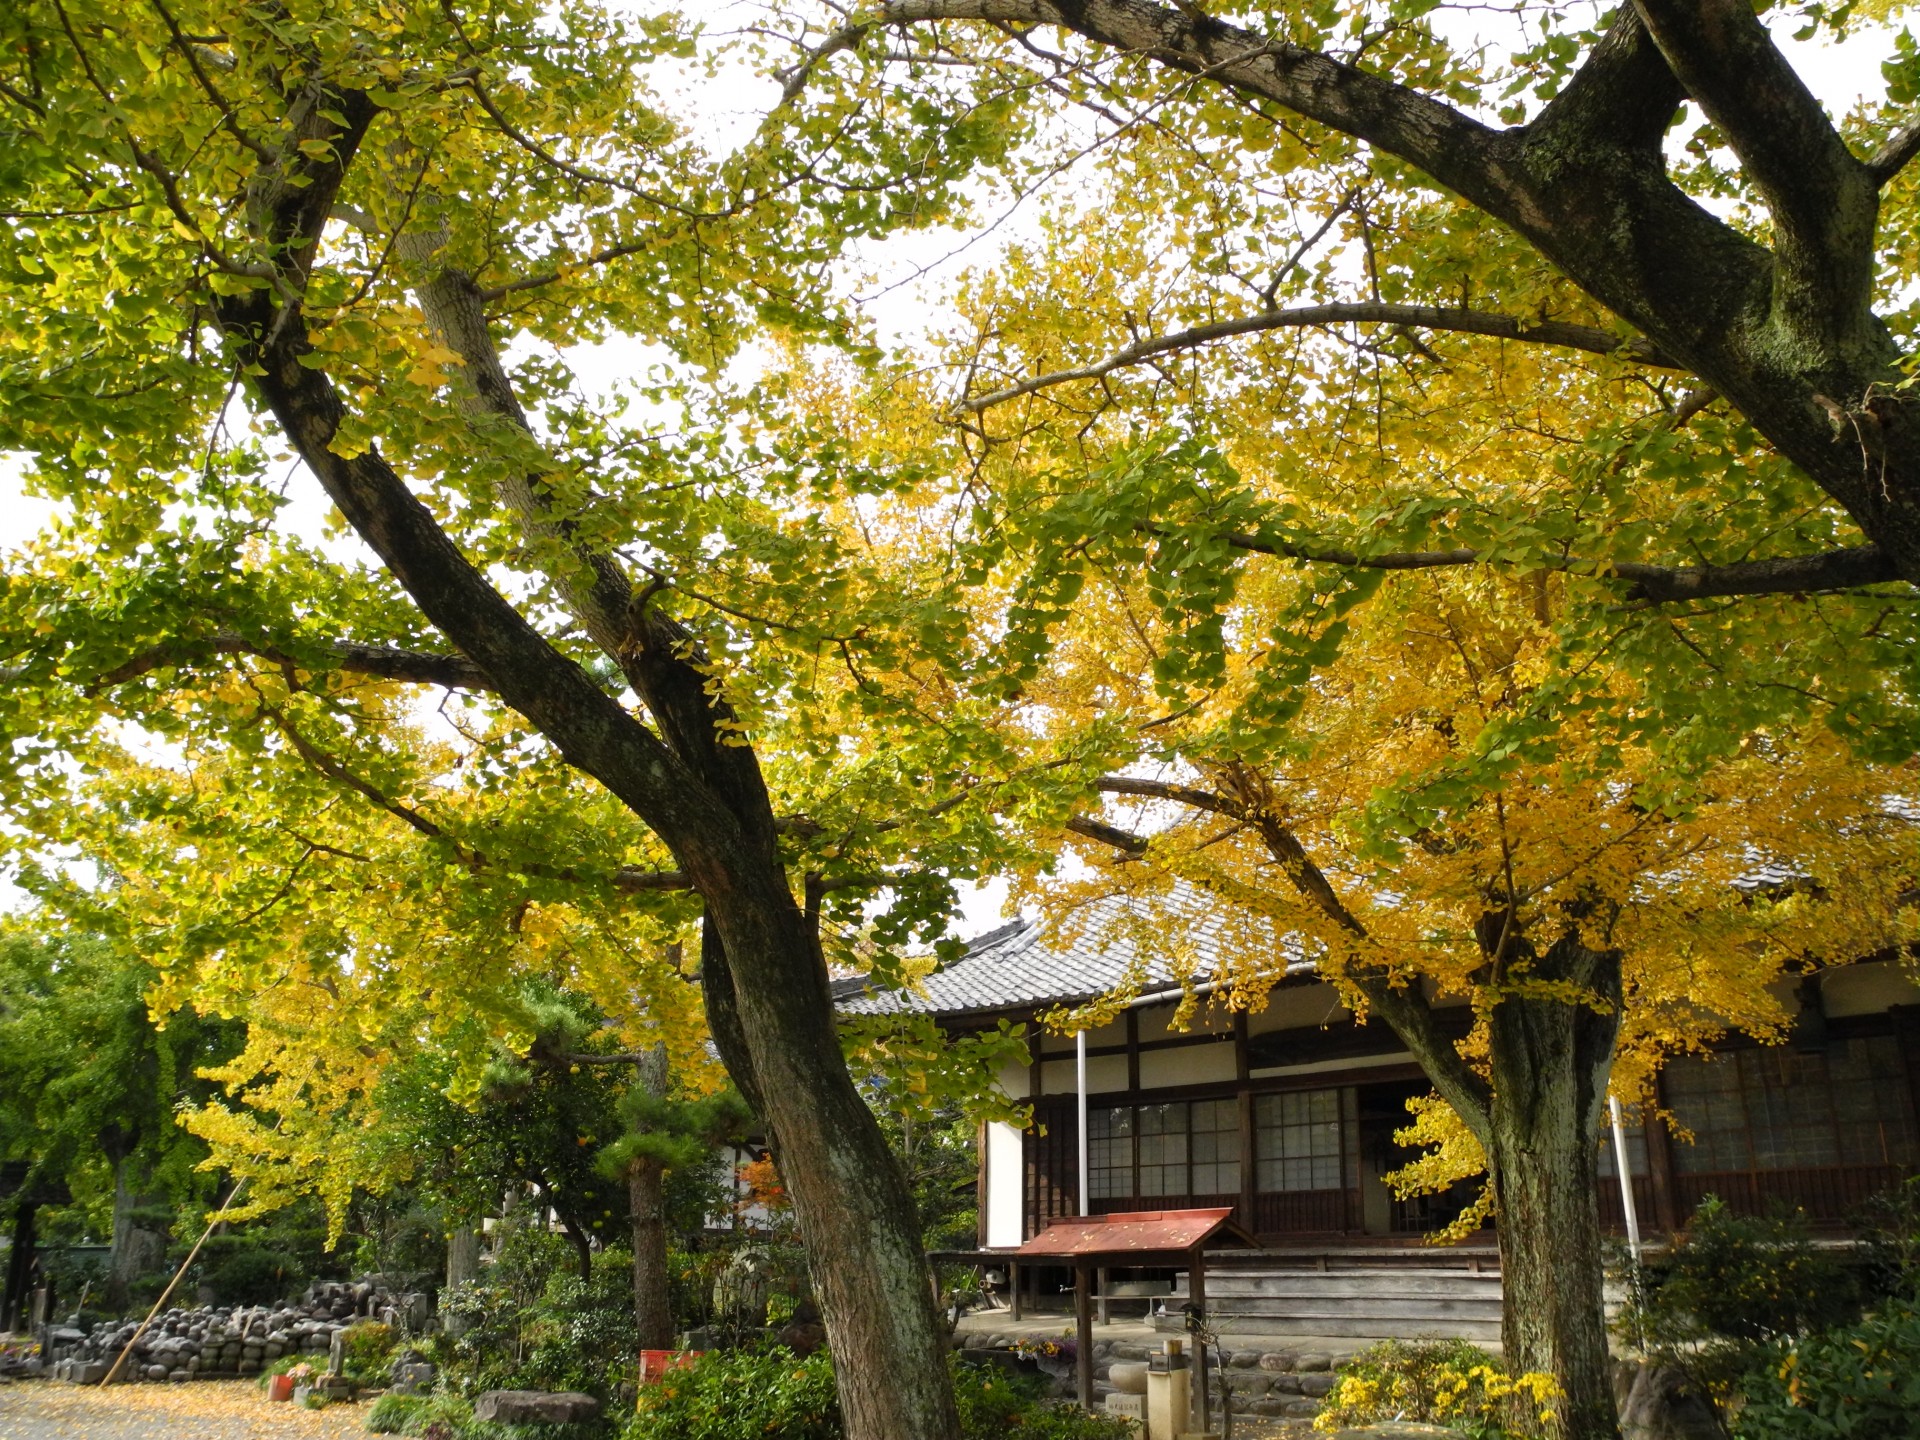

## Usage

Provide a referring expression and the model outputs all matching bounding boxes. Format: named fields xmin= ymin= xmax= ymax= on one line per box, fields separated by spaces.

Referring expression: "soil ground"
xmin=0 ymin=1379 xmax=368 ymax=1440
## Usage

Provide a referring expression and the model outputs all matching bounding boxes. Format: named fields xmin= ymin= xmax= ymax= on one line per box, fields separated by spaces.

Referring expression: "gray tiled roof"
xmin=838 ymin=794 xmax=1916 ymax=1021
xmin=836 ymin=888 xmax=1311 ymax=1020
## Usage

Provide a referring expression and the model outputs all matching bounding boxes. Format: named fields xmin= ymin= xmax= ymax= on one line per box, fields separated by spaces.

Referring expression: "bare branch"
xmin=613 ymin=867 xmax=693 ymax=892
xmin=1610 ymin=545 xmax=1899 ymax=603
xmin=959 ymin=302 xmax=1675 ymax=412
xmin=476 ymin=240 xmax=660 ymax=301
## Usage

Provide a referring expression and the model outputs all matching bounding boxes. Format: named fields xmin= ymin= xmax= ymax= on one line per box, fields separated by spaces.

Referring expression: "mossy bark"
xmin=1485 ymin=968 xmax=1624 ymax=1440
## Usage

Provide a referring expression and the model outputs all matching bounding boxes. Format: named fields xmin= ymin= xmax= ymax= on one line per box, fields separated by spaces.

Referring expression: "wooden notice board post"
xmin=1074 ymin=1261 xmax=1095 ymax=1408
xmin=1189 ymin=1242 xmax=1210 ymax=1432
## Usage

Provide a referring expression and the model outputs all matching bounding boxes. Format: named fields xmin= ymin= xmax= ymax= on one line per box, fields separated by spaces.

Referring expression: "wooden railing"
xmin=1255 ymin=1188 xmax=1357 ymax=1236
xmin=1671 ymin=1165 xmax=1911 ymax=1223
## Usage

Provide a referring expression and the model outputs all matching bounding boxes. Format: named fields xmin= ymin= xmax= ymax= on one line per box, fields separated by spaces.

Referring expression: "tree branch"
xmin=1610 ymin=546 xmax=1900 ymax=603
xmin=959 ymin=302 xmax=1675 ymax=411
xmin=85 ymin=633 xmax=493 ymax=692
xmin=1869 ymin=117 xmax=1920 ymax=187
xmin=1065 ymin=786 xmax=1492 ymax=1125
xmin=1094 ymin=774 xmax=1238 ymax=817
xmin=873 ymin=0 xmax=1525 ymax=220
xmin=1631 ymin=0 xmax=1877 ymax=333
xmin=1065 ymin=813 xmax=1148 ymax=857
xmin=1215 ymin=530 xmax=1902 ymax=601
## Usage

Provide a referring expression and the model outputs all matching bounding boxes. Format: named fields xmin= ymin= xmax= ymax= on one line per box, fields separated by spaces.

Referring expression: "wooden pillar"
xmin=1890 ymin=1005 xmax=1920 ymax=1139
xmin=1235 ymin=1015 xmax=1257 ymax=1234
xmin=1096 ymin=1265 xmax=1109 ymax=1325
xmin=1009 ymin=1261 xmax=1023 ymax=1322
xmin=1074 ymin=1261 xmax=1095 ymax=1410
xmin=1645 ymin=1073 xmax=1681 ymax=1236
xmin=976 ymin=1119 xmax=989 ymax=1250
xmin=1189 ymin=1246 xmax=1210 ymax=1433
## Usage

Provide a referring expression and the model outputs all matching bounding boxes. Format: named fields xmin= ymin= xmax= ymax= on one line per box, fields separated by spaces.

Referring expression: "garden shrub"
xmin=623 ymin=1348 xmax=1130 ymax=1440
xmin=439 ymin=1220 xmax=638 ymax=1397
xmin=367 ymin=1392 xmax=429 ymax=1434
xmin=951 ymin=1361 xmax=1131 ymax=1440
xmin=1311 ymin=1338 xmax=1559 ymax=1439
xmin=1632 ymin=1198 xmax=1860 ymax=1347
xmin=342 ymin=1320 xmax=399 ymax=1383
xmin=1731 ymin=1293 xmax=1920 ymax=1439
xmin=1619 ymin=1196 xmax=1866 ymax=1419
xmin=627 ymin=1346 xmax=840 ymax=1440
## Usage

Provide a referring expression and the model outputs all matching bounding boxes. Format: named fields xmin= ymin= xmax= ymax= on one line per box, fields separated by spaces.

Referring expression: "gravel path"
xmin=0 ymin=1379 xmax=368 ymax=1440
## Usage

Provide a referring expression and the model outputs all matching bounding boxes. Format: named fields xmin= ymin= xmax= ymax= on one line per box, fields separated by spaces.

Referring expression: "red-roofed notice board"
xmin=1012 ymin=1207 xmax=1252 ymax=1262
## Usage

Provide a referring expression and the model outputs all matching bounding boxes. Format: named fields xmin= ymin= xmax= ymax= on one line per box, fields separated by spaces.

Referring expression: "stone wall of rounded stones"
xmin=44 ymin=1279 xmax=423 ymax=1384
xmin=968 ymin=1331 xmax=1343 ymax=1423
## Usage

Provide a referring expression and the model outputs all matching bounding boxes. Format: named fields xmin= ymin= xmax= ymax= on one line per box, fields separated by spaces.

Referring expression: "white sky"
xmin=0 ymin=9 xmax=1899 ymax=935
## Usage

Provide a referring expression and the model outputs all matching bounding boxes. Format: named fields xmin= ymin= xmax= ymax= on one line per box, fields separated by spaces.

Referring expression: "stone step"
xmin=1201 ymin=1311 xmax=1507 ymax=1341
xmin=1176 ymin=1273 xmax=1506 ymax=1300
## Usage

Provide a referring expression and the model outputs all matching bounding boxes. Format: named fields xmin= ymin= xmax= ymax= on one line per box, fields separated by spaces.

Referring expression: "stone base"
xmin=475 ymin=1389 xmax=601 ymax=1424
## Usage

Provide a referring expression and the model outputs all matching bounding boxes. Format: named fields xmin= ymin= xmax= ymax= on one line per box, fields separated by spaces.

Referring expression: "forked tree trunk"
xmin=228 ymin=128 xmax=968 ymax=1434
xmin=1484 ymin=944 xmax=1624 ymax=1440
xmin=630 ymin=1044 xmax=673 ymax=1350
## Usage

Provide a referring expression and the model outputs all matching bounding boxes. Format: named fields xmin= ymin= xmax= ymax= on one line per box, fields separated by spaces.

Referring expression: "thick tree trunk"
xmin=629 ymin=1045 xmax=674 ymax=1350
xmin=1488 ymin=1093 xmax=1620 ymax=1440
xmin=444 ymin=1224 xmax=480 ymax=1338
xmin=446 ymin=1224 xmax=481 ymax=1290
xmin=1485 ymin=943 xmax=1625 ymax=1440
xmin=225 ymin=117 xmax=967 ymax=1436
xmin=1 ymin=1202 xmax=35 ymax=1333
xmin=105 ymin=1160 xmax=168 ymax=1310
xmin=629 ymin=1159 xmax=671 ymax=1348
xmin=700 ymin=914 xmax=961 ymax=1440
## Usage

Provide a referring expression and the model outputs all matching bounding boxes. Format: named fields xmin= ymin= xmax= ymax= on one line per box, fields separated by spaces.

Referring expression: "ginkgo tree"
xmin=749 ymin=91 xmax=1920 ymax=1433
xmin=0 ymin=1 xmax=1050 ymax=1434
xmin=8 ymin=3 xmax=1920 ymax=1439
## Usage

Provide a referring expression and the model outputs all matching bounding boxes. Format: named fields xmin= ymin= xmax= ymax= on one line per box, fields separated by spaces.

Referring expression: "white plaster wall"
xmin=1039 ymin=1053 xmax=1128 ymax=1096
xmin=996 ymin=1059 xmax=1031 ymax=1100
xmin=1822 ymin=960 xmax=1920 ymax=1017
xmin=1139 ymin=1040 xmax=1238 ymax=1089
xmin=1249 ymin=1051 xmax=1416 ymax=1080
xmin=1137 ymin=1002 xmax=1231 ymax=1042
xmin=1244 ymin=981 xmax=1349 ymax=1036
xmin=1033 ymin=1015 xmax=1128 ymax=1057
xmin=985 ymin=1121 xmax=1026 ymax=1248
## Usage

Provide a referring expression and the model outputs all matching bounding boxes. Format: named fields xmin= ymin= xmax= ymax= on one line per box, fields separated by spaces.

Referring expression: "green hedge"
xmin=624 ymin=1348 xmax=1131 ymax=1440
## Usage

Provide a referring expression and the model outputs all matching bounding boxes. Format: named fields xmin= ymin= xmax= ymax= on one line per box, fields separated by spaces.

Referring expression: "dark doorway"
xmin=1354 ymin=1081 xmax=1489 ymax=1237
